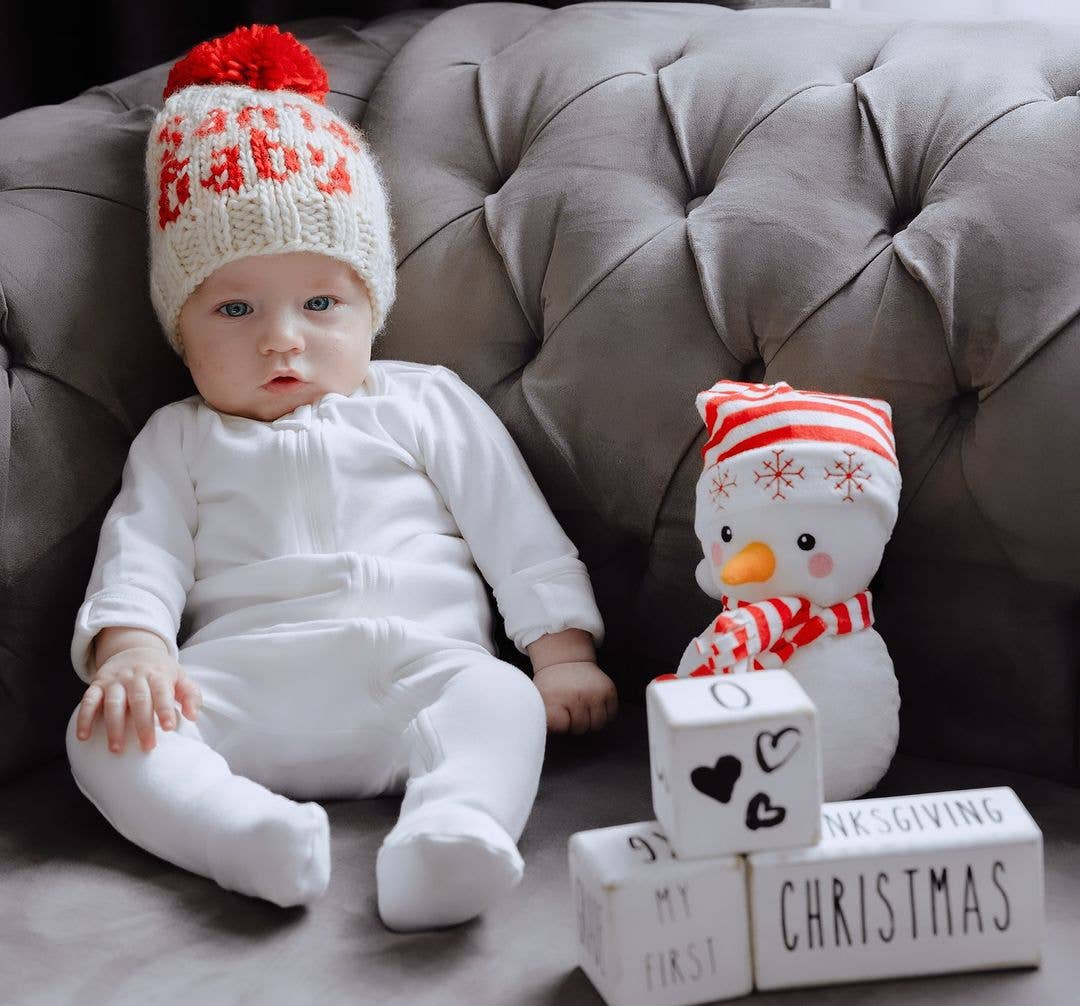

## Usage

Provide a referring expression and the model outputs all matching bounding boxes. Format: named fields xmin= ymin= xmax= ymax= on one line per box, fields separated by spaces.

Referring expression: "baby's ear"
xmin=694 ymin=555 xmax=723 ymax=599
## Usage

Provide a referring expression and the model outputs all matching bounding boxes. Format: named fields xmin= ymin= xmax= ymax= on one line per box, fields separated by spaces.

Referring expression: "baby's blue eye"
xmin=306 ymin=296 xmax=335 ymax=312
xmin=218 ymin=302 xmax=251 ymax=318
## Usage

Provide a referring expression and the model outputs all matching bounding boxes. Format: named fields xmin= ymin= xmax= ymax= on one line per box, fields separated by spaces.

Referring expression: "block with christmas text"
xmin=568 ymin=821 xmax=753 ymax=1006
xmin=748 ymin=786 xmax=1043 ymax=991
xmin=646 ymin=670 xmax=822 ymax=859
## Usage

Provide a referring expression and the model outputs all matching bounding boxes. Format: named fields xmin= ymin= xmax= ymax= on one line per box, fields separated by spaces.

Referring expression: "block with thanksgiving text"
xmin=568 ymin=820 xmax=753 ymax=1006
xmin=747 ymin=786 xmax=1043 ymax=990
xmin=646 ymin=670 xmax=822 ymax=859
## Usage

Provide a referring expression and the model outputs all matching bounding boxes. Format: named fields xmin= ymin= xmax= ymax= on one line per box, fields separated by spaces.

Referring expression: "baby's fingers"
xmin=567 ymin=700 xmax=591 ymax=736
xmin=128 ymin=676 xmax=156 ymax=752
xmin=175 ymin=675 xmax=202 ymax=720
xmin=102 ymin=681 xmax=130 ymax=754
xmin=545 ymin=702 xmax=571 ymax=733
xmin=75 ymin=683 xmax=104 ymax=741
xmin=588 ymin=701 xmax=612 ymax=732
xmin=149 ymin=675 xmax=175 ymax=731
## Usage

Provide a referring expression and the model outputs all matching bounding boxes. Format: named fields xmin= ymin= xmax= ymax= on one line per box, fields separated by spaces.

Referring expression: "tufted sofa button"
xmin=740 ymin=360 xmax=766 ymax=384
xmin=890 ymin=209 xmax=916 ymax=235
xmin=956 ymin=390 xmax=979 ymax=420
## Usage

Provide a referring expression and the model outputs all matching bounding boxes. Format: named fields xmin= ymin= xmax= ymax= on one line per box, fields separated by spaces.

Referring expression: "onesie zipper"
xmin=280 ymin=426 xmax=308 ymax=554
xmin=295 ymin=426 xmax=328 ymax=554
xmin=276 ymin=406 xmax=336 ymax=554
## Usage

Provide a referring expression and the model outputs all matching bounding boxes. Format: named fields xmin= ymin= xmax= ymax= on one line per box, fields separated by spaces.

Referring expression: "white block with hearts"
xmin=646 ymin=669 xmax=822 ymax=859
xmin=568 ymin=820 xmax=753 ymax=1006
xmin=748 ymin=787 xmax=1044 ymax=991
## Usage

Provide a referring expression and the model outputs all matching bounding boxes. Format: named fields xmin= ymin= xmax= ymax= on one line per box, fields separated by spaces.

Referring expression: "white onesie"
xmin=65 ymin=359 xmax=605 ymax=929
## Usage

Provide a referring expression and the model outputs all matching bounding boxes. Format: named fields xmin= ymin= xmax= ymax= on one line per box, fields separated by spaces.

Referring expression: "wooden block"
xmin=748 ymin=786 xmax=1044 ymax=990
xmin=646 ymin=670 xmax=822 ymax=859
xmin=568 ymin=821 xmax=753 ymax=1006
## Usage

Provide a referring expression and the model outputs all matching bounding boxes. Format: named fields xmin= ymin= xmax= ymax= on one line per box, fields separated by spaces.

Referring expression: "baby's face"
xmin=177 ymin=252 xmax=374 ymax=421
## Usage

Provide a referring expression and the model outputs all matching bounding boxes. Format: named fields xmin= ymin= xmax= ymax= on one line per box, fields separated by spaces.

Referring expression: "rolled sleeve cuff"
xmin=70 ymin=589 xmax=180 ymax=684
xmin=493 ymin=555 xmax=606 ymax=654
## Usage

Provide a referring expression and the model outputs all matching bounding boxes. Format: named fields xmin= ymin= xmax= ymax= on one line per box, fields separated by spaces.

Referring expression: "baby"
xmin=65 ymin=24 xmax=617 ymax=931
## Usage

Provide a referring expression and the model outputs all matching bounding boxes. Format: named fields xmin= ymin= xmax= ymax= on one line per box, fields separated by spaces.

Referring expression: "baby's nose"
xmin=258 ymin=321 xmax=305 ymax=354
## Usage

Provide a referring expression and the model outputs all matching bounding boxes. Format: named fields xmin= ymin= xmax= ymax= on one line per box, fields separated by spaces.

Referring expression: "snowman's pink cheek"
xmin=711 ymin=541 xmax=725 ymax=566
xmin=808 ymin=552 xmax=834 ymax=578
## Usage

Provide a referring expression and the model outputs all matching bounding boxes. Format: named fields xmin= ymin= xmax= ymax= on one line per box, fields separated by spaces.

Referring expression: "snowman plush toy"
xmin=659 ymin=379 xmax=902 ymax=801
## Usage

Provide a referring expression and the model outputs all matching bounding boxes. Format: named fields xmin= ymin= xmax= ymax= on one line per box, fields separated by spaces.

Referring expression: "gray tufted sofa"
xmin=1 ymin=3 xmax=1078 ymax=1002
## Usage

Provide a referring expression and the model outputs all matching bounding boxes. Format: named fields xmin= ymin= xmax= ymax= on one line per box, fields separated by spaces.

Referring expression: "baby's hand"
xmin=532 ymin=661 xmax=618 ymax=735
xmin=75 ymin=646 xmax=202 ymax=755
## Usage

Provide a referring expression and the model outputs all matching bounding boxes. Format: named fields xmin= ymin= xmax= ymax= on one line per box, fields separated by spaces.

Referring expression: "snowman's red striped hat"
xmin=694 ymin=379 xmax=901 ymax=527
xmin=699 ymin=380 xmax=898 ymax=469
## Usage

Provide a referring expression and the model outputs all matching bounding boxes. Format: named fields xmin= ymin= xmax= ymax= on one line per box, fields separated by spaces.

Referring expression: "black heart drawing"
xmin=745 ymin=792 xmax=787 ymax=830
xmin=755 ymin=727 xmax=802 ymax=773
xmin=690 ymin=755 xmax=742 ymax=804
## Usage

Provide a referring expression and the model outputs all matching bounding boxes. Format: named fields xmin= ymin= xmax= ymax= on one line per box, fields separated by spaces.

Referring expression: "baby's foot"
xmin=376 ymin=802 xmax=524 ymax=931
xmin=204 ymin=792 xmax=331 ymax=908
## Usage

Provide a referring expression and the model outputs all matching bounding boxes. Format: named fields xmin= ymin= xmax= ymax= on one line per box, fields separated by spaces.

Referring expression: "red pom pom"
xmin=163 ymin=24 xmax=329 ymax=104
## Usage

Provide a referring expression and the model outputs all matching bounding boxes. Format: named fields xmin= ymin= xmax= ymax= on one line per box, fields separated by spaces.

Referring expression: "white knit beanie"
xmin=146 ymin=24 xmax=396 ymax=354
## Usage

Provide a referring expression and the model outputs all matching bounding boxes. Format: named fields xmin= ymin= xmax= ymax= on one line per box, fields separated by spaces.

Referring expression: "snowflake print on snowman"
xmin=658 ymin=379 xmax=903 ymax=801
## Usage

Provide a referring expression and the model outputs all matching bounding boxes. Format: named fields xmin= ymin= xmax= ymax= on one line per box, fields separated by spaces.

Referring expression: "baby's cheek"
xmin=808 ymin=552 xmax=834 ymax=578
xmin=710 ymin=541 xmax=725 ymax=567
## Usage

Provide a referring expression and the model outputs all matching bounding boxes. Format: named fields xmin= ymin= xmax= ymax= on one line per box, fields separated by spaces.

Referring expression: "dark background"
xmin=0 ymin=0 xmax=820 ymax=119
xmin=0 ymin=1 xmax=564 ymax=119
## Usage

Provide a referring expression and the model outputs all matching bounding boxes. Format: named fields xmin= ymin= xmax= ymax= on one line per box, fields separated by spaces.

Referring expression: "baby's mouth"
xmin=262 ymin=375 xmax=308 ymax=393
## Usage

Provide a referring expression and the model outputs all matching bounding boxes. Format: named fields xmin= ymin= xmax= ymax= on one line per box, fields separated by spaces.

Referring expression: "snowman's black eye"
xmin=797 ymin=533 xmax=816 ymax=551
xmin=721 ymin=525 xmax=733 ymax=543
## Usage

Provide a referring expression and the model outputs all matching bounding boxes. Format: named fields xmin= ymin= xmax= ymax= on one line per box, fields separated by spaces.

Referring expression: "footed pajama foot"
xmin=204 ymin=796 xmax=331 ymax=908
xmin=376 ymin=802 xmax=524 ymax=931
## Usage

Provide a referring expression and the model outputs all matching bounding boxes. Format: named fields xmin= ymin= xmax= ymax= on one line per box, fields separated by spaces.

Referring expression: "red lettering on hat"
xmin=157 ymin=113 xmax=187 ymax=151
xmin=250 ymin=129 xmax=301 ymax=182
xmin=238 ymin=105 xmax=280 ymax=130
xmin=283 ymin=103 xmax=316 ymax=132
xmin=194 ymin=108 xmax=228 ymax=138
xmin=309 ymin=148 xmax=351 ymax=195
xmin=323 ymin=119 xmax=361 ymax=152
xmin=200 ymin=144 xmax=245 ymax=193
xmin=158 ymin=149 xmax=191 ymax=229
xmin=156 ymin=124 xmax=183 ymax=146
xmin=157 ymin=124 xmax=184 ymax=147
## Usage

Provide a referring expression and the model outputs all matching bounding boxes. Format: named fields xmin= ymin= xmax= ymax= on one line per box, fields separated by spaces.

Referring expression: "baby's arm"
xmin=70 ymin=404 xmax=200 ymax=751
xmin=415 ymin=367 xmax=606 ymax=649
xmin=415 ymin=367 xmax=615 ymax=731
xmin=527 ymin=627 xmax=618 ymax=734
xmin=71 ymin=403 xmax=197 ymax=681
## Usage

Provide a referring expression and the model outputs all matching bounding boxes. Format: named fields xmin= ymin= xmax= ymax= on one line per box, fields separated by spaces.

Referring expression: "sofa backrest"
xmin=0 ymin=4 xmax=1076 ymax=784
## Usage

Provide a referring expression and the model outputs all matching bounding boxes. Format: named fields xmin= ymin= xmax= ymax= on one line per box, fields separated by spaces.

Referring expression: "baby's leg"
xmin=65 ymin=703 xmax=330 ymax=908
xmin=376 ymin=655 xmax=546 ymax=930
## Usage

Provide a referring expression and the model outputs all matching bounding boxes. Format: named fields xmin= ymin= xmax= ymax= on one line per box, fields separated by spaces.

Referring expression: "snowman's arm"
xmin=674 ymin=614 xmax=749 ymax=677
xmin=675 ymin=637 xmax=710 ymax=677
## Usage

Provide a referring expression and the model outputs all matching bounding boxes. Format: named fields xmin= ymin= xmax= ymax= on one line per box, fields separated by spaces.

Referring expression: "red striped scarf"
xmin=656 ymin=592 xmax=873 ymax=680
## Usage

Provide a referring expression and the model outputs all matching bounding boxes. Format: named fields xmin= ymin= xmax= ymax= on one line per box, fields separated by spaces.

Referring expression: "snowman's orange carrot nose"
xmin=721 ymin=542 xmax=776 ymax=585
